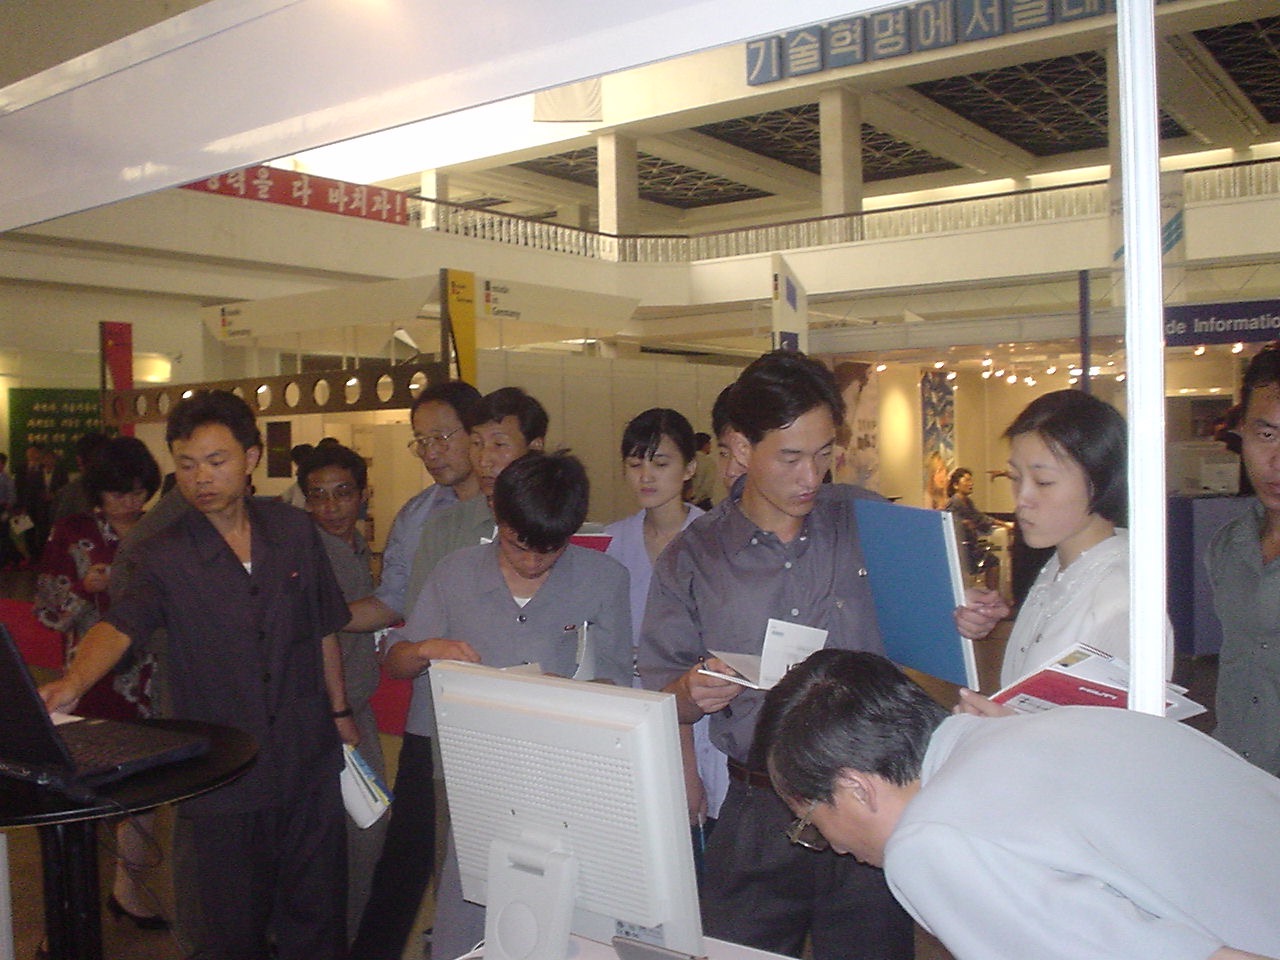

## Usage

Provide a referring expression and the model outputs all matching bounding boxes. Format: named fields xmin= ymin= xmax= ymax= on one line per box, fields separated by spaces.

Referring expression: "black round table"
xmin=0 ymin=719 xmax=257 ymax=960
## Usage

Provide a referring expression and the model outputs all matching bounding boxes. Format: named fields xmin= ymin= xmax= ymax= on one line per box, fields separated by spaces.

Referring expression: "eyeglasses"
xmin=304 ymin=483 xmax=359 ymax=503
xmin=407 ymin=427 xmax=462 ymax=453
xmin=784 ymin=799 xmax=829 ymax=852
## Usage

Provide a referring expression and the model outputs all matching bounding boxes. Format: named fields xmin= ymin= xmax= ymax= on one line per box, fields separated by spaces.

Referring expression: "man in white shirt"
xmin=761 ymin=650 xmax=1280 ymax=960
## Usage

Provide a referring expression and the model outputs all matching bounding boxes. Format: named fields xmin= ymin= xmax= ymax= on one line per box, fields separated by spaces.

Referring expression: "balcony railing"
xmin=411 ymin=157 xmax=1280 ymax=264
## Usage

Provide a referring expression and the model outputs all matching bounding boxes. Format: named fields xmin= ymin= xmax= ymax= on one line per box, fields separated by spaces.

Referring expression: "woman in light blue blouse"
xmin=605 ymin=408 xmax=728 ymax=871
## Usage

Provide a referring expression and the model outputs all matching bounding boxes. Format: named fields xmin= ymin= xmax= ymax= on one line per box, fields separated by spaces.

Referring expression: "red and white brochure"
xmin=992 ymin=643 xmax=1205 ymax=721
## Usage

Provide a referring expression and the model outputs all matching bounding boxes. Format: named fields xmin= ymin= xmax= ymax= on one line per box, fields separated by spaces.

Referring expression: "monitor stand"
xmin=485 ymin=837 xmax=579 ymax=960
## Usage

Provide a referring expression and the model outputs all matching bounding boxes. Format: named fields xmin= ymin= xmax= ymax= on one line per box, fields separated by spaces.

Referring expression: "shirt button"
xmin=790 ymin=608 xmax=800 ymax=617
xmin=1252 ymin=695 xmax=1260 ymax=704
xmin=262 ymin=672 xmax=271 ymax=683
xmin=517 ymin=615 xmax=528 ymax=624
xmin=750 ymin=537 xmax=759 ymax=545
xmin=784 ymin=561 xmax=793 ymax=569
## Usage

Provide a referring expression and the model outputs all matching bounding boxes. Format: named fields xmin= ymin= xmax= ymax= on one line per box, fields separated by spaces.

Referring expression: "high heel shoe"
xmin=106 ymin=893 xmax=170 ymax=931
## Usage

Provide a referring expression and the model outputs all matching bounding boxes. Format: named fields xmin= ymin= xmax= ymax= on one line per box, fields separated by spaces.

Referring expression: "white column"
xmin=420 ymin=170 xmax=450 ymax=228
xmin=597 ymin=133 xmax=639 ymax=237
xmin=1116 ymin=0 xmax=1168 ymax=716
xmin=819 ymin=85 xmax=863 ymax=217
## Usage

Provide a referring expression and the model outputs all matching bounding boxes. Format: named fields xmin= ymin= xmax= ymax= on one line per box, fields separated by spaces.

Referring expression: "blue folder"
xmin=853 ymin=498 xmax=977 ymax=688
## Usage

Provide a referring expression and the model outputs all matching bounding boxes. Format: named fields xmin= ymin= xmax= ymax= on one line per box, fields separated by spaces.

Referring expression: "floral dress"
xmin=34 ymin=511 xmax=155 ymax=719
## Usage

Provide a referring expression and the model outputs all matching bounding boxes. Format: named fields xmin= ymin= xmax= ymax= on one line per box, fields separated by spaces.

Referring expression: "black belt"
xmin=727 ymin=758 xmax=772 ymax=789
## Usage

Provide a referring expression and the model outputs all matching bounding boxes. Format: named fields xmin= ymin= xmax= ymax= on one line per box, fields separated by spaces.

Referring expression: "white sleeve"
xmin=885 ymin=821 xmax=1222 ymax=960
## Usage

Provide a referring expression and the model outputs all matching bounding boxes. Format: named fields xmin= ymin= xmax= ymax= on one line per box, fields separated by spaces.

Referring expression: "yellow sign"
xmin=444 ymin=268 xmax=477 ymax=384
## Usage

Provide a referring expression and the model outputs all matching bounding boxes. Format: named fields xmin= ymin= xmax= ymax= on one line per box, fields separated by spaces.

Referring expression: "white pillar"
xmin=1116 ymin=0 xmax=1168 ymax=716
xmin=597 ymin=132 xmax=639 ymax=236
xmin=819 ymin=86 xmax=863 ymax=216
xmin=420 ymin=170 xmax=450 ymax=228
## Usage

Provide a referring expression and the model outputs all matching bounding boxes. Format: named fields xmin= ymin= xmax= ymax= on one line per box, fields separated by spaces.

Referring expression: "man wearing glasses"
xmin=345 ymin=380 xmax=482 ymax=635
xmin=761 ymin=650 xmax=1280 ymax=960
xmin=349 ymin=384 xmax=547 ymax=960
xmin=300 ymin=441 xmax=389 ymax=945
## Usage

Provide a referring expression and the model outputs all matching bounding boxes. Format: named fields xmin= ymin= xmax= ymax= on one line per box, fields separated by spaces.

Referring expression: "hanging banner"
xmin=771 ymin=254 xmax=808 ymax=352
xmin=182 ymin=166 xmax=412 ymax=225
xmin=920 ymin=371 xmax=955 ymax=509
xmin=100 ymin=321 xmax=134 ymax=436
xmin=443 ymin=268 xmax=478 ymax=384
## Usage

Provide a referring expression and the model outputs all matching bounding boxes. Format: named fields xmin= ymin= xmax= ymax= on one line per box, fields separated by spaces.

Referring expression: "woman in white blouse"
xmin=958 ymin=389 xmax=1171 ymax=687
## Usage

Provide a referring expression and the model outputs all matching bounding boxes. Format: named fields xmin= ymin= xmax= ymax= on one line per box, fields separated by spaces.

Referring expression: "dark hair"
xmin=725 ymin=350 xmax=845 ymax=444
xmin=83 ymin=436 xmax=162 ymax=506
xmin=1241 ymin=342 xmax=1280 ymax=417
xmin=165 ymin=390 xmax=262 ymax=452
xmin=946 ymin=467 xmax=972 ymax=497
xmin=492 ymin=451 xmax=588 ymax=553
xmin=1003 ymin=389 xmax=1127 ymax=525
xmin=711 ymin=384 xmax=737 ymax=440
xmin=298 ymin=442 xmax=368 ymax=491
xmin=289 ymin=443 xmax=315 ymax=465
xmin=74 ymin=432 xmax=109 ymax=464
xmin=620 ymin=408 xmax=697 ymax=464
xmin=411 ymin=379 xmax=482 ymax=424
xmin=465 ymin=386 xmax=549 ymax=443
xmin=758 ymin=650 xmax=948 ymax=803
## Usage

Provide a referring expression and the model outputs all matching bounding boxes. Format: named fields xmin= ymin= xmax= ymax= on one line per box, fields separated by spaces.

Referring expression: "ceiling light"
xmin=981 ymin=370 xmax=991 ymax=379
xmin=1024 ymin=376 xmax=1037 ymax=386
xmin=1006 ymin=373 xmax=1018 ymax=384
xmin=993 ymin=368 xmax=1005 ymax=378
xmin=1068 ymin=376 xmax=1079 ymax=385
xmin=945 ymin=371 xmax=957 ymax=381
xmin=1115 ymin=373 xmax=1126 ymax=382
xmin=1209 ymin=387 xmax=1222 ymax=394
xmin=875 ymin=362 xmax=887 ymax=373
xmin=1069 ymin=367 xmax=1083 ymax=377
xmin=1045 ymin=365 xmax=1057 ymax=375
xmin=981 ymin=358 xmax=993 ymax=367
xmin=1232 ymin=342 xmax=1244 ymax=354
xmin=1194 ymin=345 xmax=1206 ymax=356
xmin=346 ymin=377 xmax=359 ymax=387
xmin=933 ymin=360 xmax=945 ymax=369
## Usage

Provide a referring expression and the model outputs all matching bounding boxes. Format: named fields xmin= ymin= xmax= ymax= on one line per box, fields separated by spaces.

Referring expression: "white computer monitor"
xmin=430 ymin=662 xmax=705 ymax=960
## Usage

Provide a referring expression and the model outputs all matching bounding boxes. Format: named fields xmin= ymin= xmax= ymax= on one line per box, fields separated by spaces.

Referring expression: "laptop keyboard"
xmin=59 ymin=718 xmax=208 ymax=778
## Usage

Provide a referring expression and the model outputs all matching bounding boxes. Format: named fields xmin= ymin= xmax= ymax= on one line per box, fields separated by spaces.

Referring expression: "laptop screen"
xmin=0 ymin=622 xmax=76 ymax=773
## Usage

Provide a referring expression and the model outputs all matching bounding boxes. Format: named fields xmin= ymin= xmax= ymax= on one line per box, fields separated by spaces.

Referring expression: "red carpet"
xmin=0 ymin=598 xmax=63 ymax=670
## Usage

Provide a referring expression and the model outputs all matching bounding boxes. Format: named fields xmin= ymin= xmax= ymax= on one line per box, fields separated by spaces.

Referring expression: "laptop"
xmin=0 ymin=622 xmax=209 ymax=800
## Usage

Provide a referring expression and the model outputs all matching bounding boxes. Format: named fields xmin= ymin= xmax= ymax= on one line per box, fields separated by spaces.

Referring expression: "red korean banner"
xmin=181 ymin=166 xmax=412 ymax=225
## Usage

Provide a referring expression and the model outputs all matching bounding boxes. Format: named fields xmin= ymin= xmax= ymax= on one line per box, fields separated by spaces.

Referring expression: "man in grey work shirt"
xmin=638 ymin=350 xmax=915 ymax=960
xmin=1208 ymin=343 xmax=1280 ymax=776
xmin=345 ymin=379 xmax=482 ymax=634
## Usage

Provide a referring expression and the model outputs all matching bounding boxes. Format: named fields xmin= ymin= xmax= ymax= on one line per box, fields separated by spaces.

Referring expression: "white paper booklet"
xmin=697 ymin=619 xmax=828 ymax=690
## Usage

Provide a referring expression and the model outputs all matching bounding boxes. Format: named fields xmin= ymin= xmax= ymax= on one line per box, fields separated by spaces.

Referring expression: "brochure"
xmin=697 ymin=619 xmax=828 ymax=690
xmin=992 ymin=642 xmax=1205 ymax=721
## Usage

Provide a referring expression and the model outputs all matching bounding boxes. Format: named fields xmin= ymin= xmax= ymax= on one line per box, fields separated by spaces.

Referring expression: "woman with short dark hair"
xmin=33 ymin=434 xmax=168 ymax=930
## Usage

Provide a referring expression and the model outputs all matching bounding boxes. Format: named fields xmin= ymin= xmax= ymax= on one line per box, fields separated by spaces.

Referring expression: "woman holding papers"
xmin=956 ymin=390 xmax=1171 ymax=688
xmin=604 ymin=408 xmax=728 ymax=861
